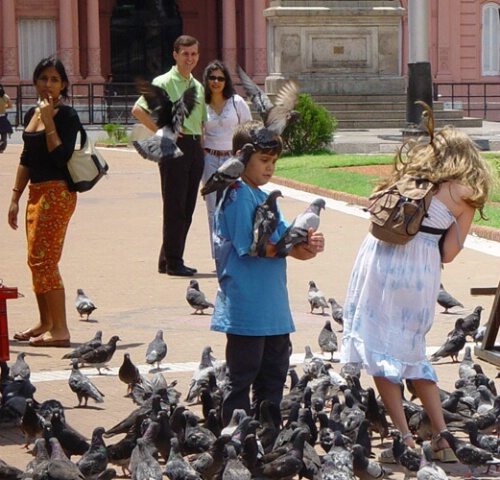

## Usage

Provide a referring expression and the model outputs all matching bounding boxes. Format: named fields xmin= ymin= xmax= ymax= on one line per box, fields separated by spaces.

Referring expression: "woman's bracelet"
xmin=12 ymin=187 xmax=21 ymax=193
xmin=46 ymin=130 xmax=56 ymax=136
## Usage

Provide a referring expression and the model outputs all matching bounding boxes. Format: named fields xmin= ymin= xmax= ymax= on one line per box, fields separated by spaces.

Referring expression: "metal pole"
xmin=406 ymin=0 xmax=433 ymax=127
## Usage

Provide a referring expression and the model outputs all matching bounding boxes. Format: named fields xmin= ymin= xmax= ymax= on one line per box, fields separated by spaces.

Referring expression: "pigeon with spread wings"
xmin=237 ymin=65 xmax=301 ymax=136
xmin=132 ymin=79 xmax=197 ymax=162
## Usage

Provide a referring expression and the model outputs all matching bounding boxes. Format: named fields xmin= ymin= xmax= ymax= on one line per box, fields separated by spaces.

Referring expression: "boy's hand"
xmin=289 ymin=228 xmax=325 ymax=260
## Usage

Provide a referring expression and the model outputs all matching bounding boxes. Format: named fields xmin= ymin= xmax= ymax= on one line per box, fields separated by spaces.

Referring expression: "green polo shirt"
xmin=135 ymin=66 xmax=206 ymax=135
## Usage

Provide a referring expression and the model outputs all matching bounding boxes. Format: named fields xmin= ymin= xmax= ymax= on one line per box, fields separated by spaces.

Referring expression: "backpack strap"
xmin=419 ymin=225 xmax=447 ymax=235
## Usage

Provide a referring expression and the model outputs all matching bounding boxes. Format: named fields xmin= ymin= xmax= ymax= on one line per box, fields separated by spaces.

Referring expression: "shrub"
xmin=282 ymin=93 xmax=337 ymax=155
xmin=103 ymin=122 xmax=128 ymax=142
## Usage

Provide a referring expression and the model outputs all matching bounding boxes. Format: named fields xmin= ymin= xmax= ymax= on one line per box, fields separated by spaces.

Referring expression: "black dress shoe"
xmin=185 ymin=266 xmax=198 ymax=273
xmin=166 ymin=265 xmax=194 ymax=277
xmin=158 ymin=267 xmax=167 ymax=274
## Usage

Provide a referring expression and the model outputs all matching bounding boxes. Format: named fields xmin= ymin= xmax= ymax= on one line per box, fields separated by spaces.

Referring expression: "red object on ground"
xmin=0 ymin=284 xmax=19 ymax=361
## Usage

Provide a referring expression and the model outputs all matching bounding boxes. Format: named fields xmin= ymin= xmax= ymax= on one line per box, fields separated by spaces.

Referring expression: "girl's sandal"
xmin=431 ymin=431 xmax=458 ymax=463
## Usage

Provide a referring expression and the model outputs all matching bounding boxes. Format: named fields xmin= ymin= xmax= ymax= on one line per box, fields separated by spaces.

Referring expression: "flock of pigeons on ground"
xmin=1 ymin=278 xmax=499 ymax=480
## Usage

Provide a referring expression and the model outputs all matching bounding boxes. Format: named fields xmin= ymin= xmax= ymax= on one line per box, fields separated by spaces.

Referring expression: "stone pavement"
xmin=1 ymin=144 xmax=500 ymax=478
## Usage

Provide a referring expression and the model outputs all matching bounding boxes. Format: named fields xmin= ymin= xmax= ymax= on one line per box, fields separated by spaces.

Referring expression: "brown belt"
xmin=204 ymin=148 xmax=232 ymax=157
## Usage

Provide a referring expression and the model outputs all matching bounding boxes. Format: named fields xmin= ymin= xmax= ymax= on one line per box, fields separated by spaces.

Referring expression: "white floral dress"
xmin=340 ymin=197 xmax=456 ymax=383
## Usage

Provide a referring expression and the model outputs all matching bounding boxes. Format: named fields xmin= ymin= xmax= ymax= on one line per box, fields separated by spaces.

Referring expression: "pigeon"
xmin=75 ymin=288 xmax=97 ymax=321
xmin=437 ymin=284 xmax=464 ymax=313
xmin=200 ymin=143 xmax=255 ymax=197
xmin=20 ymin=398 xmax=44 ymax=448
xmin=186 ymin=280 xmax=214 ymax=315
xmin=145 ymin=330 xmax=167 ymax=370
xmin=352 ymin=443 xmax=386 ymax=480
xmin=417 ymin=441 xmax=448 ymax=480
xmin=118 ymin=353 xmax=141 ymax=394
xmin=222 ymin=443 xmax=251 ymax=480
xmin=328 ymin=297 xmax=344 ymax=331
xmin=62 ymin=330 xmax=103 ymax=361
xmin=132 ymin=79 xmax=197 ymax=162
xmin=129 ymin=438 xmax=163 ymax=480
xmin=23 ymin=438 xmax=50 ymax=480
xmin=318 ymin=320 xmax=337 ymax=360
xmin=249 ymin=189 xmax=283 ymax=257
xmin=308 ymin=280 xmax=329 ymax=315
xmin=76 ymin=426 xmax=109 ymax=479
xmin=182 ymin=409 xmax=217 ymax=454
xmin=68 ymin=358 xmax=105 ymax=407
xmin=275 ymin=198 xmax=326 ymax=257
xmin=75 ymin=335 xmax=121 ymax=374
xmin=0 ymin=459 xmax=22 ymax=480
xmin=10 ymin=352 xmax=30 ymax=381
xmin=461 ymin=306 xmax=484 ymax=337
xmin=392 ymin=432 xmax=421 ymax=480
xmin=47 ymin=436 xmax=86 ymax=480
xmin=164 ymin=437 xmax=202 ymax=480
xmin=185 ymin=346 xmax=215 ymax=403
xmin=50 ymin=408 xmax=90 ymax=458
xmin=237 ymin=64 xmax=301 ymax=136
xmin=430 ymin=319 xmax=466 ymax=363
xmin=438 ymin=429 xmax=493 ymax=477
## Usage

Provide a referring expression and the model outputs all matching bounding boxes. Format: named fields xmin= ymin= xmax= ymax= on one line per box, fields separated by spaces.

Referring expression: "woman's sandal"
xmin=378 ymin=432 xmax=415 ymax=464
xmin=13 ymin=329 xmax=44 ymax=341
xmin=431 ymin=431 xmax=458 ymax=463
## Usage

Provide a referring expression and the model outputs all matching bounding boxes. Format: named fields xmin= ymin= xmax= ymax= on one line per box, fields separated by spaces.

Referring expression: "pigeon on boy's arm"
xmin=249 ymin=190 xmax=283 ymax=257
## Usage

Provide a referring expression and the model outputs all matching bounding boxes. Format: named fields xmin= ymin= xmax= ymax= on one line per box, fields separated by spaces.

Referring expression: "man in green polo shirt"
xmin=132 ymin=35 xmax=207 ymax=277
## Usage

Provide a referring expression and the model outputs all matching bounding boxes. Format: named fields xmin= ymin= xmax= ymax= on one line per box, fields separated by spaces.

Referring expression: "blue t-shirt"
xmin=210 ymin=180 xmax=296 ymax=336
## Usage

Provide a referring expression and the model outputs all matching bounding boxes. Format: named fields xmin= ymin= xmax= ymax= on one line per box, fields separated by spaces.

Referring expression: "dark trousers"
xmin=222 ymin=333 xmax=290 ymax=428
xmin=158 ymin=135 xmax=204 ymax=270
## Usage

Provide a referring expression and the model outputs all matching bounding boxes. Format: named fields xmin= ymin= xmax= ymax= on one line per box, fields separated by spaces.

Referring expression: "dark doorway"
xmin=110 ymin=0 xmax=182 ymax=85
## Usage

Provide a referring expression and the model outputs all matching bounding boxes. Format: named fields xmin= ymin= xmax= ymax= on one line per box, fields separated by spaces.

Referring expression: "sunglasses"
xmin=208 ymin=75 xmax=226 ymax=82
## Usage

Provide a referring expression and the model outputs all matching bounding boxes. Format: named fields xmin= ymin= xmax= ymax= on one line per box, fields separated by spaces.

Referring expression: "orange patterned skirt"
xmin=26 ymin=180 xmax=77 ymax=294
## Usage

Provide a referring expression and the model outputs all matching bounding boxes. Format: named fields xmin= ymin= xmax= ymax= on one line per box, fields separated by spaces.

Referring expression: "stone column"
xmin=86 ymin=0 xmax=103 ymax=81
xmin=59 ymin=0 xmax=76 ymax=77
xmin=222 ymin=0 xmax=237 ymax=73
xmin=2 ymin=0 xmax=19 ymax=81
xmin=252 ymin=0 xmax=267 ymax=84
xmin=244 ymin=0 xmax=254 ymax=74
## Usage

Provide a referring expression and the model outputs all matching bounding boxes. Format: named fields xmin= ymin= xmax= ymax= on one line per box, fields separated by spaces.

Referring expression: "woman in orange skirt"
xmin=7 ymin=56 xmax=81 ymax=347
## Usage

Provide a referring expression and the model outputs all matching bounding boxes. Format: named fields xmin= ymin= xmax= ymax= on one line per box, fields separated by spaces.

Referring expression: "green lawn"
xmin=275 ymin=152 xmax=500 ymax=229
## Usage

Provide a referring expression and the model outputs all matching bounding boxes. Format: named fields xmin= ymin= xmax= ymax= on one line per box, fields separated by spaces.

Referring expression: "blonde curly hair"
xmin=376 ymin=102 xmax=495 ymax=219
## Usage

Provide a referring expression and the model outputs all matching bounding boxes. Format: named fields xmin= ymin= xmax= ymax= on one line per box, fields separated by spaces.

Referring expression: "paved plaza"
xmin=1 ymin=141 xmax=500 ymax=478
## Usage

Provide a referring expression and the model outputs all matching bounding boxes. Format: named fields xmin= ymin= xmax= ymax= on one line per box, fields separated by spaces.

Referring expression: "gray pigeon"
xmin=75 ymin=335 xmax=121 ymax=374
xmin=222 ymin=443 xmax=251 ymax=480
xmin=62 ymin=330 xmax=103 ymax=361
xmin=23 ymin=437 xmax=50 ymax=480
xmin=275 ymin=198 xmax=326 ymax=257
xmin=133 ymin=80 xmax=197 ymax=162
xmin=164 ymin=437 xmax=202 ymax=480
xmin=145 ymin=330 xmax=167 ymax=370
xmin=308 ymin=280 xmax=329 ymax=315
xmin=417 ymin=441 xmax=448 ymax=480
xmin=0 ymin=459 xmax=22 ymax=480
xmin=75 ymin=288 xmax=97 ymax=321
xmin=318 ymin=320 xmax=338 ymax=360
xmin=10 ymin=352 xmax=30 ymax=381
xmin=437 ymin=284 xmax=464 ymax=313
xmin=328 ymin=297 xmax=344 ymax=331
xmin=47 ymin=436 xmax=86 ymax=480
xmin=237 ymin=65 xmax=301 ymax=136
xmin=185 ymin=346 xmax=215 ymax=403
xmin=186 ymin=280 xmax=214 ymax=315
xmin=130 ymin=438 xmax=163 ymax=480
xmin=200 ymin=143 xmax=255 ymax=196
xmin=461 ymin=306 xmax=484 ymax=337
xmin=68 ymin=359 xmax=105 ymax=407
xmin=249 ymin=189 xmax=283 ymax=257
xmin=77 ymin=426 xmax=108 ymax=479
xmin=352 ymin=443 xmax=386 ymax=480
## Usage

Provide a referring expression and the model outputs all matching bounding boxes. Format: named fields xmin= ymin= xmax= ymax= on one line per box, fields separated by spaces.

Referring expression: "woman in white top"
xmin=202 ymin=60 xmax=252 ymax=257
xmin=0 ymin=83 xmax=13 ymax=153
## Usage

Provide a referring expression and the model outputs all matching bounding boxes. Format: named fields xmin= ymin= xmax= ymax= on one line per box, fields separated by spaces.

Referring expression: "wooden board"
xmin=473 ymin=280 xmax=500 ymax=365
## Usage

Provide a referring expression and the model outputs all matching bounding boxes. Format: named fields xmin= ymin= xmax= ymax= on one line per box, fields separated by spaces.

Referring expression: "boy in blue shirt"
xmin=210 ymin=120 xmax=325 ymax=427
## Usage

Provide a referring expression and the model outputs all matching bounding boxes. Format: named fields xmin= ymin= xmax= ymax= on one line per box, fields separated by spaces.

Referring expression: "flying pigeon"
xmin=186 ymin=280 xmax=214 ymax=315
xmin=237 ymin=65 xmax=301 ymax=136
xmin=307 ymin=280 xmax=329 ymax=315
xmin=249 ymin=189 xmax=283 ymax=257
xmin=68 ymin=358 xmax=105 ymax=407
xmin=275 ymin=198 xmax=326 ymax=257
xmin=75 ymin=335 xmax=121 ymax=374
xmin=145 ymin=330 xmax=167 ymax=370
xmin=133 ymin=79 xmax=197 ymax=162
xmin=328 ymin=297 xmax=344 ymax=331
xmin=200 ymin=143 xmax=255 ymax=197
xmin=75 ymin=288 xmax=97 ymax=321
xmin=437 ymin=283 xmax=464 ymax=313
xmin=318 ymin=320 xmax=338 ymax=360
